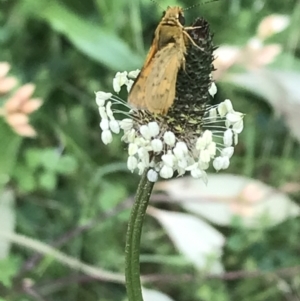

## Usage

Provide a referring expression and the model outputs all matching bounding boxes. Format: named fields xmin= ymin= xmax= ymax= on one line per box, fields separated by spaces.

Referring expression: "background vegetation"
xmin=1 ymin=0 xmax=300 ymax=300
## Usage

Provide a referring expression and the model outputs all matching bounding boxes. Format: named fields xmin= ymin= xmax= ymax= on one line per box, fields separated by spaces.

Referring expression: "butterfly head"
xmin=162 ymin=6 xmax=185 ymax=26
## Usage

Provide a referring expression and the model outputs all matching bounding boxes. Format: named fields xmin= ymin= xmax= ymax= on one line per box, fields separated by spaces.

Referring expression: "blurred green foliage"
xmin=0 ymin=0 xmax=300 ymax=300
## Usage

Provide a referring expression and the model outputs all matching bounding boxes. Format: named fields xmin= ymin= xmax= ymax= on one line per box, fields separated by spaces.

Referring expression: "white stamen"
xmin=147 ymin=169 xmax=158 ymax=182
xmin=96 ymin=91 xmax=112 ymax=106
xmin=148 ymin=121 xmax=160 ymax=137
xmin=151 ymin=139 xmax=163 ymax=152
xmin=163 ymin=131 xmax=176 ymax=146
xmin=109 ymin=120 xmax=120 ymax=134
xmin=101 ymin=130 xmax=113 ymax=145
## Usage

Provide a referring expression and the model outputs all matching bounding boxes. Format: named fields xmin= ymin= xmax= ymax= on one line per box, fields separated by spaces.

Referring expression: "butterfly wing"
xmin=128 ymin=31 xmax=159 ymax=109
xmin=128 ymin=43 xmax=184 ymax=114
xmin=145 ymin=43 xmax=184 ymax=114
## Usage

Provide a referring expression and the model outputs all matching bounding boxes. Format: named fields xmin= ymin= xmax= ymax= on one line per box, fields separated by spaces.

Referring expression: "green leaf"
xmin=0 ymin=121 xmax=21 ymax=188
xmin=25 ymin=148 xmax=43 ymax=170
xmin=39 ymin=171 xmax=57 ymax=191
xmin=20 ymin=0 xmax=143 ymax=70
xmin=98 ymin=181 xmax=127 ymax=211
xmin=40 ymin=148 xmax=60 ymax=171
xmin=0 ymin=256 xmax=21 ymax=288
xmin=56 ymin=155 xmax=78 ymax=174
xmin=13 ymin=166 xmax=36 ymax=192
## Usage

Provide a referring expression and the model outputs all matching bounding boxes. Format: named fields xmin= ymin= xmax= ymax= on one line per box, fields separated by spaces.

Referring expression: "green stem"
xmin=125 ymin=168 xmax=155 ymax=301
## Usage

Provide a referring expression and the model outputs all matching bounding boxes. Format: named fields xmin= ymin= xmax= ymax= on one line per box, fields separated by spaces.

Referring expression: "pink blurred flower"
xmin=0 ymin=62 xmax=42 ymax=137
xmin=229 ymin=182 xmax=266 ymax=217
xmin=213 ymin=14 xmax=289 ymax=80
xmin=257 ymin=14 xmax=290 ymax=40
xmin=0 ymin=62 xmax=18 ymax=94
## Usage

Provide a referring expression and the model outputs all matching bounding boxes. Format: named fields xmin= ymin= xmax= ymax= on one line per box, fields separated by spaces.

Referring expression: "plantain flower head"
xmin=95 ymin=18 xmax=244 ymax=183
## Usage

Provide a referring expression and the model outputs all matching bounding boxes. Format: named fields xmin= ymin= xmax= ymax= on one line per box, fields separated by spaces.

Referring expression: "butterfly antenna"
xmin=150 ymin=0 xmax=164 ymax=10
xmin=184 ymin=0 xmax=220 ymax=11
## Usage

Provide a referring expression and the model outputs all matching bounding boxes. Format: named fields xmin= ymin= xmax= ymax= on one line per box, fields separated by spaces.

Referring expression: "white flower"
xmin=185 ymin=162 xmax=197 ymax=171
xmin=196 ymin=130 xmax=212 ymax=150
xmin=128 ymin=69 xmax=140 ymax=79
xmin=173 ymin=142 xmax=188 ymax=159
xmin=222 ymin=156 xmax=230 ymax=169
xmin=148 ymin=121 xmax=160 ymax=137
xmin=177 ymin=158 xmax=188 ymax=169
xmin=126 ymin=79 xmax=134 ymax=92
xmin=224 ymin=99 xmax=234 ymax=112
xmin=96 ymin=91 xmax=112 ymax=107
xmin=147 ymin=169 xmax=158 ymax=182
xmin=223 ymin=129 xmax=233 ymax=147
xmin=218 ymin=99 xmax=234 ymax=117
xmin=106 ymin=101 xmax=114 ymax=120
xmin=213 ymin=157 xmax=223 ymax=171
xmin=120 ymin=118 xmax=133 ymax=131
xmin=162 ymin=152 xmax=175 ymax=168
xmin=101 ymin=130 xmax=113 ymax=145
xmin=128 ymin=143 xmax=138 ymax=156
xmin=100 ymin=119 xmax=109 ymax=131
xmin=218 ymin=102 xmax=228 ymax=118
xmin=208 ymin=82 xmax=217 ymax=97
xmin=207 ymin=142 xmax=216 ymax=156
xmin=221 ymin=147 xmax=234 ymax=158
xmin=127 ymin=156 xmax=138 ymax=171
xmin=134 ymin=136 xmax=148 ymax=147
xmin=234 ymin=133 xmax=239 ymax=145
xmin=113 ymin=71 xmax=128 ymax=93
xmin=138 ymin=147 xmax=150 ymax=165
xmin=232 ymin=119 xmax=244 ymax=134
xmin=186 ymin=163 xmax=206 ymax=180
xmin=198 ymin=160 xmax=209 ymax=170
xmin=99 ymin=106 xmax=108 ymax=120
xmin=226 ymin=111 xmax=243 ymax=124
xmin=199 ymin=149 xmax=211 ymax=163
xmin=151 ymin=139 xmax=163 ymax=152
xmin=163 ymin=131 xmax=176 ymax=146
xmin=213 ymin=156 xmax=230 ymax=171
xmin=140 ymin=125 xmax=152 ymax=140
xmin=191 ymin=167 xmax=204 ymax=179
xmin=95 ymin=70 xmax=245 ymax=183
xmin=159 ymin=165 xmax=174 ymax=179
xmin=203 ymin=130 xmax=213 ymax=142
xmin=109 ymin=120 xmax=120 ymax=134
xmin=137 ymin=162 xmax=146 ymax=175
xmin=209 ymin=107 xmax=217 ymax=121
xmin=123 ymin=128 xmax=136 ymax=143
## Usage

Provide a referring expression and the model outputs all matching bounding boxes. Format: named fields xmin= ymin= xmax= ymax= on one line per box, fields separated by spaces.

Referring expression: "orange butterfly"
xmin=128 ymin=6 xmax=202 ymax=115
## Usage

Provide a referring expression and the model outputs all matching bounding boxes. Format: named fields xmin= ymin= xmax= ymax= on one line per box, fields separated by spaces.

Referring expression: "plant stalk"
xmin=125 ymin=168 xmax=154 ymax=301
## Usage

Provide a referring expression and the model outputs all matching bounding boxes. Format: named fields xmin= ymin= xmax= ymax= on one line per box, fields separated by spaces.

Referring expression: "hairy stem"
xmin=125 ymin=168 xmax=154 ymax=301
